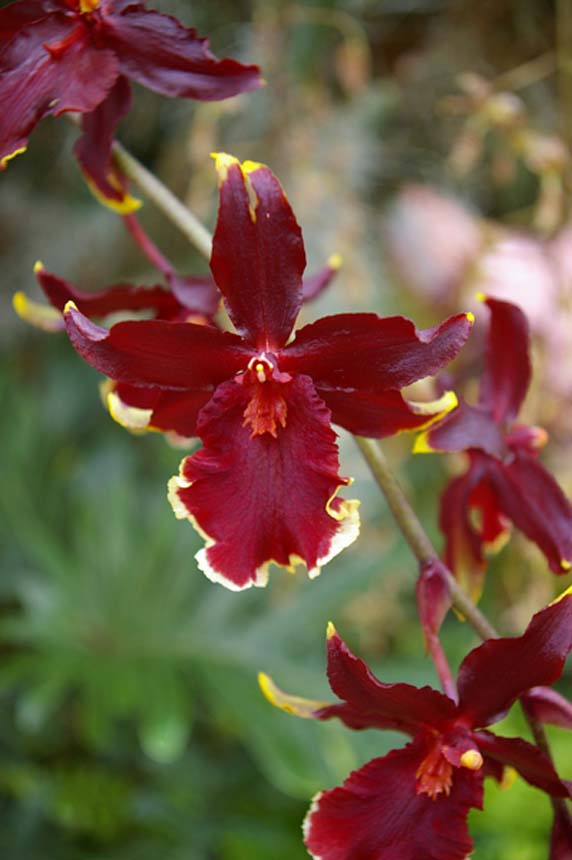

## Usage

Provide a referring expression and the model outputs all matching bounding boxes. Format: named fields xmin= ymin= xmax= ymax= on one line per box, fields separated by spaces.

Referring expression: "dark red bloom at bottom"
xmin=261 ymin=591 xmax=572 ymax=859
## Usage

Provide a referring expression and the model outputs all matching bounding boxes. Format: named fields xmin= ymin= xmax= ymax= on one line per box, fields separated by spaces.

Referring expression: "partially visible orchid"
xmin=260 ymin=590 xmax=572 ymax=860
xmin=60 ymin=154 xmax=473 ymax=590
xmin=414 ymin=296 xmax=572 ymax=600
xmin=0 ymin=0 xmax=263 ymax=210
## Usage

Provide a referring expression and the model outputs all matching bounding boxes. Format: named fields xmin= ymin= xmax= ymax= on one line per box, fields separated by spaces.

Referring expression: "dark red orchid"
xmin=61 ymin=153 xmax=473 ymax=590
xmin=0 ymin=0 xmax=262 ymax=210
xmin=260 ymin=590 xmax=572 ymax=860
xmin=414 ymin=296 xmax=572 ymax=600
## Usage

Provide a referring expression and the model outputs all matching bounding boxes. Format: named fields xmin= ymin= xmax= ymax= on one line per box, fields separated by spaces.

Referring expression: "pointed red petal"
xmin=109 ymin=382 xmax=211 ymax=438
xmin=325 ymin=628 xmax=456 ymax=732
xmin=101 ymin=5 xmax=262 ymax=100
xmin=280 ymin=312 xmax=473 ymax=391
xmin=522 ymin=687 xmax=572 ymax=729
xmin=489 ymin=454 xmax=572 ymax=573
xmin=36 ymin=266 xmax=180 ymax=319
xmin=479 ymin=297 xmax=531 ymax=423
xmin=64 ymin=305 xmax=250 ymax=388
xmin=169 ymin=376 xmax=359 ymax=590
xmin=304 ymin=740 xmax=482 ymax=860
xmin=420 ymin=399 xmax=505 ymax=458
xmin=302 ymin=256 xmax=341 ymax=302
xmin=316 ymin=388 xmax=457 ymax=438
xmin=476 ymin=731 xmax=570 ymax=797
xmin=74 ymin=74 xmax=140 ymax=212
xmin=457 ymin=593 xmax=572 ymax=728
xmin=210 ymin=155 xmax=306 ymax=349
xmin=0 ymin=17 xmax=118 ymax=167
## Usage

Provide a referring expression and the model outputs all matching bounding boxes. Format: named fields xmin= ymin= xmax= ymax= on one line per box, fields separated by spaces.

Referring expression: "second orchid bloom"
xmin=63 ymin=154 xmax=473 ymax=589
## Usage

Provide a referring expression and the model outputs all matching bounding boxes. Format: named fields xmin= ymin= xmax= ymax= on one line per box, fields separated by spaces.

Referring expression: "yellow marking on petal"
xmin=82 ymin=171 xmax=142 ymax=215
xmin=12 ymin=292 xmax=63 ymax=332
xmin=326 ymin=621 xmax=336 ymax=640
xmin=80 ymin=0 xmax=100 ymax=9
xmin=466 ymin=311 xmax=476 ymax=324
xmin=106 ymin=389 xmax=153 ymax=432
xmin=211 ymin=151 xmax=240 ymax=184
xmin=460 ymin=749 xmax=483 ymax=770
xmin=560 ymin=559 xmax=572 ymax=572
xmin=258 ymin=673 xmax=329 ymax=717
xmin=63 ymin=300 xmax=78 ymax=315
xmin=242 ymin=159 xmax=267 ymax=174
xmin=412 ymin=431 xmax=434 ymax=454
xmin=551 ymin=584 xmax=572 ymax=605
xmin=500 ymin=766 xmax=517 ymax=790
xmin=483 ymin=527 xmax=511 ymax=556
xmin=409 ymin=391 xmax=460 ymax=453
xmin=327 ymin=252 xmax=343 ymax=269
xmin=1 ymin=146 xmax=26 ymax=169
xmin=33 ymin=260 xmax=45 ymax=275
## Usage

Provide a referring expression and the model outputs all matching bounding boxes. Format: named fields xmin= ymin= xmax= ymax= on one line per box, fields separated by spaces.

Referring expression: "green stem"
xmin=112 ymin=141 xmax=213 ymax=260
xmin=354 ymin=436 xmax=496 ymax=639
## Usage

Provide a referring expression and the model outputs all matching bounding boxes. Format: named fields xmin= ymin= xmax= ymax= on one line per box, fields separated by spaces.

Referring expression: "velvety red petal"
xmin=109 ymin=381 xmax=211 ymax=438
xmin=304 ymin=740 xmax=482 ymax=860
xmin=325 ymin=627 xmax=456 ymax=732
xmin=475 ymin=731 xmax=570 ymax=797
xmin=479 ymin=297 xmax=531 ymax=423
xmin=0 ymin=17 xmax=118 ymax=167
xmin=302 ymin=255 xmax=341 ymax=302
xmin=522 ymin=687 xmax=572 ymax=729
xmin=167 ymin=272 xmax=220 ymax=318
xmin=550 ymin=811 xmax=572 ymax=860
xmin=210 ymin=155 xmax=306 ymax=350
xmin=317 ymin=387 xmax=458 ymax=438
xmin=438 ymin=465 xmax=489 ymax=603
xmin=100 ymin=4 xmax=262 ymax=100
xmin=280 ymin=312 xmax=473 ymax=391
xmin=457 ymin=592 xmax=572 ymax=728
xmin=74 ymin=74 xmax=140 ymax=212
xmin=489 ymin=454 xmax=572 ymax=573
xmin=168 ymin=375 xmax=360 ymax=590
xmin=418 ymin=399 xmax=505 ymax=458
xmin=64 ymin=304 xmax=251 ymax=389
xmin=36 ymin=266 xmax=181 ymax=319
xmin=0 ymin=0 xmax=51 ymax=41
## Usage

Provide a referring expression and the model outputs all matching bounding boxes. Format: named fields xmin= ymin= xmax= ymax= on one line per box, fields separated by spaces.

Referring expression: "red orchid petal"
xmin=74 ymin=74 xmax=140 ymax=213
xmin=418 ymin=399 xmax=505 ymax=458
xmin=325 ymin=627 xmax=456 ymax=733
xmin=36 ymin=266 xmax=181 ymax=319
xmin=304 ymin=739 xmax=482 ymax=860
xmin=210 ymin=155 xmax=306 ymax=350
xmin=475 ymin=732 xmax=570 ymax=797
xmin=100 ymin=4 xmax=262 ymax=100
xmin=489 ymin=454 xmax=572 ymax=573
xmin=64 ymin=305 xmax=250 ymax=389
xmin=302 ymin=255 xmax=341 ymax=302
xmin=316 ymin=387 xmax=457 ymax=438
xmin=109 ymin=382 xmax=211 ymax=438
xmin=168 ymin=375 xmax=360 ymax=591
xmin=0 ymin=16 xmax=118 ymax=167
xmin=550 ymin=810 xmax=572 ymax=860
xmin=167 ymin=273 xmax=220 ymax=318
xmin=522 ymin=687 xmax=572 ymax=729
xmin=0 ymin=0 xmax=51 ymax=41
xmin=280 ymin=312 xmax=473 ymax=391
xmin=456 ymin=592 xmax=572 ymax=728
xmin=479 ymin=297 xmax=531 ymax=423
xmin=438 ymin=465 xmax=489 ymax=604
xmin=417 ymin=560 xmax=456 ymax=700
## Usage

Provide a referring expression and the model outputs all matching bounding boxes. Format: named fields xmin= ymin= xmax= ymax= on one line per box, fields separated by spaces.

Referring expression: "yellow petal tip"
xmin=412 ymin=431 xmax=434 ymax=454
xmin=466 ymin=311 xmax=476 ymax=324
xmin=550 ymin=583 xmax=572 ymax=604
xmin=63 ymin=300 xmax=78 ymax=315
xmin=33 ymin=260 xmax=45 ymax=275
xmin=475 ymin=291 xmax=487 ymax=303
xmin=326 ymin=621 xmax=336 ymax=640
xmin=328 ymin=252 xmax=343 ymax=269
xmin=242 ymin=159 xmax=266 ymax=175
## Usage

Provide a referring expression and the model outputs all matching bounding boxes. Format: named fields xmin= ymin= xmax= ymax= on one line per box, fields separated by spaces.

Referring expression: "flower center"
xmin=241 ymin=355 xmax=291 ymax=439
xmin=416 ymin=738 xmax=483 ymax=800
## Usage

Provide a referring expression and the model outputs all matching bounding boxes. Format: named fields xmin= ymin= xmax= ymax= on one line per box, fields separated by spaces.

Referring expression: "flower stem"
xmin=354 ymin=436 xmax=496 ymax=640
xmin=112 ymin=140 xmax=213 ymax=260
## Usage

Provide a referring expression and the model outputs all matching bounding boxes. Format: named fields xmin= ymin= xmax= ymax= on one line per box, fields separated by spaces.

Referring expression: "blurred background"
xmin=2 ymin=0 xmax=572 ymax=857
